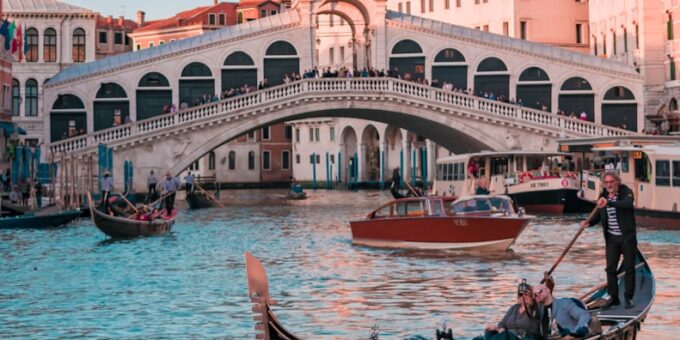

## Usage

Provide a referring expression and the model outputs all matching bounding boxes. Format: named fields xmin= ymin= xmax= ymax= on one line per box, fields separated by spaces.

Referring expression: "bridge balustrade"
xmin=48 ymin=77 xmax=633 ymax=156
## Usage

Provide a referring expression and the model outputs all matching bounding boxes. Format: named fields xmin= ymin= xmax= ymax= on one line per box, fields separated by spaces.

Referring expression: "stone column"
xmin=426 ymin=139 xmax=436 ymax=182
xmin=401 ymin=131 xmax=411 ymax=182
xmin=379 ymin=140 xmax=387 ymax=187
xmin=357 ymin=142 xmax=366 ymax=182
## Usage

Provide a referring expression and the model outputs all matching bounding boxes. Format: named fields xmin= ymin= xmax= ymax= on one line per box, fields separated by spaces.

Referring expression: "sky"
xmin=62 ymin=0 xmax=231 ymax=21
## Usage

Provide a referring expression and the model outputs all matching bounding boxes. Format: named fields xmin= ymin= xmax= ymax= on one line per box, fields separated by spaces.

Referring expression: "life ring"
xmin=519 ymin=172 xmax=533 ymax=183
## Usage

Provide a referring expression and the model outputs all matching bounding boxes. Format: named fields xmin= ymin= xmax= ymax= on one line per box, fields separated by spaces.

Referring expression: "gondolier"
xmin=184 ymin=172 xmax=195 ymax=195
xmin=580 ymin=170 xmax=638 ymax=309
xmin=147 ymin=170 xmax=158 ymax=201
xmin=163 ymin=171 xmax=180 ymax=214
xmin=100 ymin=171 xmax=114 ymax=210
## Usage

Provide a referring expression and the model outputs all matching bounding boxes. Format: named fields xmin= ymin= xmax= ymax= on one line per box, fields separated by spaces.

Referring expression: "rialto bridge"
xmin=43 ymin=0 xmax=642 ymax=191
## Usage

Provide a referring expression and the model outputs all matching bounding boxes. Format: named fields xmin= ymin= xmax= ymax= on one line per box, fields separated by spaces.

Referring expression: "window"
xmin=421 ymin=0 xmax=426 ymax=13
xmin=429 ymin=0 xmax=434 ymax=12
xmin=329 ymin=47 xmax=334 ymax=64
xmin=271 ymin=10 xmax=277 ymax=15
xmin=406 ymin=1 xmax=411 ymax=14
xmin=238 ymin=12 xmax=243 ymax=24
xmin=25 ymin=79 xmax=38 ymax=117
xmin=330 ymin=154 xmax=335 ymax=163
xmin=309 ymin=127 xmax=314 ymax=141
xmin=456 ymin=0 xmax=461 ymax=7
xmin=623 ymin=28 xmax=628 ymax=52
xmin=398 ymin=2 xmax=403 ymax=12
xmin=11 ymin=79 xmax=19 ymax=116
xmin=602 ymin=33 xmax=607 ymax=55
xmin=228 ymin=151 xmax=236 ymax=170
xmin=612 ymin=31 xmax=617 ymax=55
xmin=329 ymin=15 xmax=334 ymax=27
xmin=248 ymin=151 xmax=255 ymax=170
xmin=26 ymin=28 xmax=39 ymax=62
xmin=189 ymin=161 xmax=199 ymax=171
xmin=219 ymin=13 xmax=226 ymax=25
xmin=296 ymin=154 xmax=301 ymax=164
xmin=635 ymin=24 xmax=639 ymax=49
xmin=483 ymin=25 xmax=489 ymax=32
xmin=295 ymin=128 xmax=300 ymax=142
xmin=98 ymin=31 xmax=107 ymax=44
xmin=576 ymin=24 xmax=582 ymax=44
xmin=44 ymin=28 xmax=57 ymax=62
xmin=284 ymin=125 xmax=293 ymax=140
xmin=316 ymin=154 xmax=321 ymax=163
xmin=136 ymin=44 xmax=141 ymax=51
xmin=673 ymin=161 xmax=680 ymax=186
xmin=262 ymin=126 xmax=270 ymax=140
xmin=114 ymin=32 xmax=123 ymax=45
xmin=503 ymin=22 xmax=509 ymax=36
xmin=656 ymin=160 xmax=670 ymax=186
xmin=339 ymin=46 xmax=345 ymax=63
xmin=668 ymin=13 xmax=674 ymax=40
xmin=315 ymin=127 xmax=320 ymax=141
xmin=149 ymin=42 xmax=154 ymax=48
xmin=475 ymin=0 xmax=480 ymax=4
xmin=125 ymin=35 xmax=131 ymax=46
xmin=520 ymin=21 xmax=527 ymax=40
xmin=208 ymin=151 xmax=216 ymax=170
xmin=330 ymin=127 xmax=335 ymax=141
xmin=260 ymin=10 xmax=267 ymax=18
xmin=248 ymin=130 xmax=256 ymax=140
xmin=209 ymin=13 xmax=216 ymax=25
xmin=282 ymin=150 xmax=290 ymax=170
xmin=159 ymin=41 xmax=164 ymax=45
xmin=263 ymin=151 xmax=271 ymax=170
xmin=3 ymin=85 xmax=9 ymax=111
xmin=444 ymin=0 xmax=449 ymax=10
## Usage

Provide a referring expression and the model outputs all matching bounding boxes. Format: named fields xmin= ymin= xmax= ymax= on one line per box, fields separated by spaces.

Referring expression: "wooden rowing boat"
xmin=186 ymin=191 xmax=216 ymax=209
xmin=0 ymin=209 xmax=81 ymax=229
xmin=245 ymin=247 xmax=654 ymax=340
xmin=87 ymin=193 xmax=177 ymax=238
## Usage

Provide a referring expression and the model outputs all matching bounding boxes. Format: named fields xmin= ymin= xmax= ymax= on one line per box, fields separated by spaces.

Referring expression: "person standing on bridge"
xmin=147 ymin=170 xmax=158 ymax=202
xmin=162 ymin=171 xmax=180 ymax=215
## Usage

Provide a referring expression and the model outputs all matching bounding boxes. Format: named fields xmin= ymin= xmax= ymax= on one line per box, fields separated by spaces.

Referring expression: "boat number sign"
xmin=561 ymin=179 xmax=569 ymax=187
xmin=530 ymin=181 xmax=550 ymax=188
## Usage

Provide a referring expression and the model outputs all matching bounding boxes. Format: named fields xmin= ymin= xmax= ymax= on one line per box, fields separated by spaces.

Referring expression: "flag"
xmin=7 ymin=21 xmax=16 ymax=51
xmin=14 ymin=23 xmax=22 ymax=59
xmin=0 ymin=20 xmax=9 ymax=50
xmin=10 ymin=22 xmax=19 ymax=54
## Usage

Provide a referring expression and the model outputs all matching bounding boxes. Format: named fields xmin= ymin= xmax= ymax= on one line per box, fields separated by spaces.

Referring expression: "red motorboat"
xmin=350 ymin=195 xmax=532 ymax=251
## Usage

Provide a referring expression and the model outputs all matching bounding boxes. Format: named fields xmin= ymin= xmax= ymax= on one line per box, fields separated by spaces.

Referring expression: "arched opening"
xmin=431 ymin=48 xmax=467 ymax=90
xmin=248 ymin=151 xmax=256 ymax=170
xmin=516 ymin=67 xmax=551 ymax=111
xmin=11 ymin=79 xmax=20 ymax=116
xmin=44 ymin=28 xmax=57 ymax=62
xmin=72 ymin=28 xmax=86 ymax=63
xmin=228 ymin=151 xmax=236 ymax=170
xmin=602 ymin=86 xmax=637 ymax=131
xmin=264 ymin=41 xmax=299 ymax=86
xmin=94 ymin=83 xmax=129 ymax=131
xmin=222 ymin=51 xmax=257 ymax=92
xmin=50 ymin=94 xmax=86 ymax=142
xmin=361 ymin=125 xmax=380 ymax=181
xmin=137 ymin=72 xmax=172 ymax=120
xmin=25 ymin=28 xmax=39 ymax=62
xmin=341 ymin=126 xmax=358 ymax=184
xmin=25 ymin=79 xmax=39 ymax=117
xmin=558 ymin=77 xmax=594 ymax=121
xmin=669 ymin=98 xmax=678 ymax=112
xmin=384 ymin=125 xmax=403 ymax=184
xmin=179 ymin=62 xmax=214 ymax=107
xmin=389 ymin=39 xmax=425 ymax=81
xmin=474 ymin=57 xmax=509 ymax=98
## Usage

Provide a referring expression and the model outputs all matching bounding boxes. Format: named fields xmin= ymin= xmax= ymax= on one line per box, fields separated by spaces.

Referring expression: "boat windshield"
xmin=449 ymin=196 xmax=514 ymax=214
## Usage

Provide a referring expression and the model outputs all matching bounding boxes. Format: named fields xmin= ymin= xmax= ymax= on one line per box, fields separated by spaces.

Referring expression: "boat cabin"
xmin=367 ymin=195 xmax=517 ymax=219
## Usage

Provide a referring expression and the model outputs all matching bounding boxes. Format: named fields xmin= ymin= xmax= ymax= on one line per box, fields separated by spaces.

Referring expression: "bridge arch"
xmin=50 ymin=94 xmax=86 ymax=142
xmin=94 ymin=82 xmax=129 ymax=131
xmin=179 ymin=61 xmax=214 ymax=107
xmin=221 ymin=51 xmax=257 ymax=91
xmin=389 ymin=39 xmax=425 ymax=80
xmin=318 ymin=0 xmax=371 ymax=27
xmin=516 ymin=66 xmax=551 ymax=111
xmin=263 ymin=40 xmax=299 ymax=86
xmin=136 ymin=72 xmax=172 ymax=121
xmin=474 ymin=56 xmax=509 ymax=99
xmin=558 ymin=76 xmax=594 ymax=121
xmin=431 ymin=47 xmax=467 ymax=90
xmin=602 ymin=85 xmax=637 ymax=131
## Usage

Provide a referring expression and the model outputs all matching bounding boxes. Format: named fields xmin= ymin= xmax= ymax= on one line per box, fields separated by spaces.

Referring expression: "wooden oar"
xmin=195 ymin=182 xmax=225 ymax=208
xmin=119 ymin=193 xmax=139 ymax=214
xmin=145 ymin=191 xmax=175 ymax=210
xmin=541 ymin=207 xmax=600 ymax=284
xmin=404 ymin=180 xmax=421 ymax=197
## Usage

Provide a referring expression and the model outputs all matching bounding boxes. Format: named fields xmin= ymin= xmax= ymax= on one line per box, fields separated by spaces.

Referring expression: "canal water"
xmin=1 ymin=190 xmax=677 ymax=339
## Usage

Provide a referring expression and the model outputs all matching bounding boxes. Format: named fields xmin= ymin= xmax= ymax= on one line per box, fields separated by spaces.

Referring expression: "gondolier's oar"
xmin=541 ymin=207 xmax=600 ymax=284
xmin=195 ymin=182 xmax=225 ymax=208
xmin=119 ymin=194 xmax=139 ymax=214
xmin=404 ymin=181 xmax=421 ymax=197
xmin=145 ymin=191 xmax=175 ymax=210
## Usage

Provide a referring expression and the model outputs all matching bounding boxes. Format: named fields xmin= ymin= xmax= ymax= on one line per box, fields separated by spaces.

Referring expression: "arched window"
xmin=670 ymin=98 xmax=679 ymax=112
xmin=248 ymin=151 xmax=255 ymax=170
xmin=25 ymin=28 xmax=39 ymax=62
xmin=265 ymin=41 xmax=297 ymax=56
xmin=208 ymin=151 xmax=216 ymax=170
xmin=25 ymin=79 xmax=38 ymax=117
xmin=391 ymin=39 xmax=423 ymax=54
xmin=237 ymin=12 xmax=243 ymax=24
xmin=228 ymin=151 xmax=236 ymax=170
xmin=181 ymin=62 xmax=212 ymax=77
xmin=477 ymin=57 xmax=507 ymax=72
xmin=72 ymin=28 xmax=86 ymax=62
xmin=44 ymin=28 xmax=57 ymax=62
xmin=224 ymin=51 xmax=255 ymax=65
xmin=264 ymin=41 xmax=299 ymax=86
xmin=11 ymin=79 xmax=20 ymax=116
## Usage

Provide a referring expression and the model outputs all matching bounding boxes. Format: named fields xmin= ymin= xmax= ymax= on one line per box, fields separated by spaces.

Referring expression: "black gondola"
xmin=186 ymin=191 xmax=216 ymax=209
xmin=245 ymin=247 xmax=654 ymax=340
xmin=0 ymin=209 xmax=81 ymax=229
xmin=389 ymin=182 xmax=416 ymax=199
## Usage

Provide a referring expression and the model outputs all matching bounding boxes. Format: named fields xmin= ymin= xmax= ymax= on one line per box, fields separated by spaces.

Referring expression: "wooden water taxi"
xmin=243 ymin=248 xmax=654 ymax=340
xmin=349 ymin=195 xmax=531 ymax=251
xmin=560 ymin=137 xmax=680 ymax=228
xmin=432 ymin=151 xmax=588 ymax=214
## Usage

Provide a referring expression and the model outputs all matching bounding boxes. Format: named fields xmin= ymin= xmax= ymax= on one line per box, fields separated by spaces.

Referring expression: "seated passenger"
xmin=476 ymin=177 xmax=492 ymax=195
xmin=532 ymin=284 xmax=592 ymax=339
xmin=479 ymin=279 xmax=544 ymax=340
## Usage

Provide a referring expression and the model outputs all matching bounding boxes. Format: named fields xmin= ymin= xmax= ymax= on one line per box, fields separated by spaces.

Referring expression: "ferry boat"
xmin=559 ymin=137 xmax=680 ymax=229
xmin=349 ymin=195 xmax=531 ymax=251
xmin=432 ymin=151 xmax=587 ymax=214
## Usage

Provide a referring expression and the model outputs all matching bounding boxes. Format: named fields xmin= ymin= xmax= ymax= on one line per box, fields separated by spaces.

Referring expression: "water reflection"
xmin=0 ymin=189 xmax=677 ymax=338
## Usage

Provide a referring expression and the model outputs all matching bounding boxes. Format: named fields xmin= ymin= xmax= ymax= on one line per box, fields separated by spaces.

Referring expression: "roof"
xmin=386 ymin=11 xmax=641 ymax=78
xmin=133 ymin=2 xmax=239 ymax=33
xmin=436 ymin=151 xmax=570 ymax=163
xmin=593 ymin=143 xmax=680 ymax=157
xmin=2 ymin=0 xmax=93 ymax=14
xmin=46 ymin=10 xmax=301 ymax=86
xmin=96 ymin=15 xmax=138 ymax=30
xmin=238 ymin=0 xmax=280 ymax=9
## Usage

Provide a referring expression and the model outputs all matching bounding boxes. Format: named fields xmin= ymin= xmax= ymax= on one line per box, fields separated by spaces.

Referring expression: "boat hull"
xmin=350 ymin=216 xmax=530 ymax=251
xmin=0 ymin=210 xmax=81 ymax=229
xmin=186 ymin=193 xmax=216 ymax=209
xmin=509 ymin=188 xmax=589 ymax=214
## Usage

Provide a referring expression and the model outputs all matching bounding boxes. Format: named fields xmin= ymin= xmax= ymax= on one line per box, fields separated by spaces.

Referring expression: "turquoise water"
xmin=1 ymin=190 xmax=677 ymax=339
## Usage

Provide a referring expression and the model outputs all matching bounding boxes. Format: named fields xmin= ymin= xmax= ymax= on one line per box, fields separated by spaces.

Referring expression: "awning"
xmin=0 ymin=122 xmax=27 ymax=135
xmin=17 ymin=127 xmax=26 ymax=135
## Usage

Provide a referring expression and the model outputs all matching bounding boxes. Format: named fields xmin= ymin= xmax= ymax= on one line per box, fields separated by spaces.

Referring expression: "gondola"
xmin=0 ymin=209 xmax=81 ymax=229
xmin=186 ymin=191 xmax=216 ymax=209
xmin=87 ymin=193 xmax=177 ymax=238
xmin=245 ymin=247 xmax=654 ymax=340
xmin=286 ymin=190 xmax=307 ymax=200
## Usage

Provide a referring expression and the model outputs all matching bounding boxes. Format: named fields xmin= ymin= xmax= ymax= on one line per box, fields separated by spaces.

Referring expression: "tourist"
xmin=476 ymin=177 xmax=491 ymax=195
xmin=579 ymin=170 xmax=637 ymax=309
xmin=532 ymin=284 xmax=591 ymax=338
xmin=480 ymin=279 xmax=543 ymax=340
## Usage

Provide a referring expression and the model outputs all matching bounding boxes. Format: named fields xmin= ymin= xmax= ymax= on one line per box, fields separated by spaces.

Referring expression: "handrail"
xmin=48 ymin=77 xmax=634 ymax=156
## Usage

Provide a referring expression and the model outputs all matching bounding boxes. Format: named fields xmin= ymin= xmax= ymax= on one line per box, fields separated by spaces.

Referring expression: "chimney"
xmin=118 ymin=16 xmax=124 ymax=26
xmin=214 ymin=0 xmax=218 ymax=5
xmin=107 ymin=15 xmax=113 ymax=25
xmin=136 ymin=10 xmax=146 ymax=27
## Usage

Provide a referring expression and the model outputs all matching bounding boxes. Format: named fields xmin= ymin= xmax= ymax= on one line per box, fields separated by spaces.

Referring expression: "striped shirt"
xmin=606 ymin=195 xmax=622 ymax=236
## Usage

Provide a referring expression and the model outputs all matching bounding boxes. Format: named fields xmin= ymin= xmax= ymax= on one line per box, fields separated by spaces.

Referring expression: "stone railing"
xmin=49 ymin=77 xmax=633 ymax=155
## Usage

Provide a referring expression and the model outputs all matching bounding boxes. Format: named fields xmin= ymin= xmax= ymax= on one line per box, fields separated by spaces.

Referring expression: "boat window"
xmin=373 ymin=204 xmax=392 ymax=218
xmin=428 ymin=200 xmax=443 ymax=215
xmin=673 ymin=161 xmax=680 ymax=187
xmin=394 ymin=201 xmax=407 ymax=216
xmin=448 ymin=163 xmax=454 ymax=180
xmin=457 ymin=162 xmax=466 ymax=179
xmin=450 ymin=198 xmax=492 ymax=213
xmin=406 ymin=201 xmax=426 ymax=216
xmin=490 ymin=157 xmax=508 ymax=176
xmin=621 ymin=153 xmax=629 ymax=173
xmin=656 ymin=160 xmax=671 ymax=186
xmin=634 ymin=152 xmax=651 ymax=183
xmin=436 ymin=164 xmax=444 ymax=180
xmin=452 ymin=163 xmax=458 ymax=180
xmin=526 ymin=156 xmax=544 ymax=172
xmin=489 ymin=197 xmax=513 ymax=213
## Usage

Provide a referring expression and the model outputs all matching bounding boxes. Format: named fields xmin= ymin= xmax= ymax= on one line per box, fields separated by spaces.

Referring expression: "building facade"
xmin=385 ymin=0 xmax=590 ymax=53
xmin=1 ymin=1 xmax=15 ymax=168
